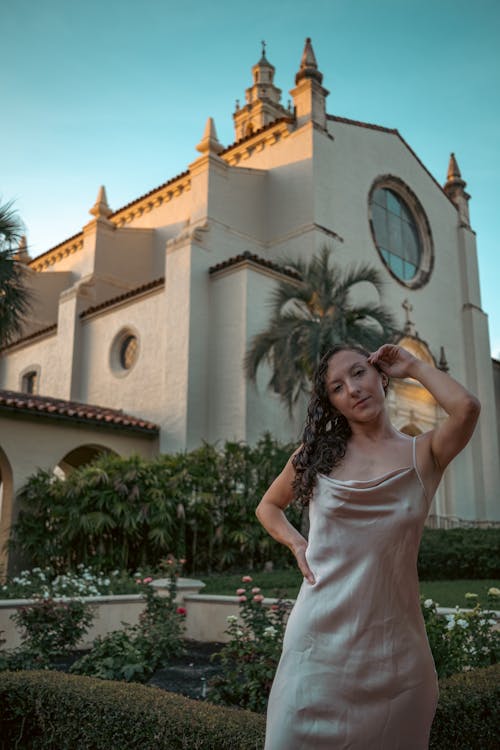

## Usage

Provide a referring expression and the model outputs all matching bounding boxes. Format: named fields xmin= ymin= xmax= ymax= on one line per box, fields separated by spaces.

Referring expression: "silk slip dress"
xmin=264 ymin=436 xmax=438 ymax=750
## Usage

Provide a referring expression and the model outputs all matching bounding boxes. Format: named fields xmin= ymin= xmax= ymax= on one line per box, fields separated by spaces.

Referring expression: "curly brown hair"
xmin=292 ymin=344 xmax=382 ymax=506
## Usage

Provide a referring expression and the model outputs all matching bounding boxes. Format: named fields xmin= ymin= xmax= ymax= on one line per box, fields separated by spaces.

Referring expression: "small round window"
xmin=369 ymin=177 xmax=433 ymax=289
xmin=110 ymin=328 xmax=139 ymax=376
xmin=120 ymin=335 xmax=138 ymax=370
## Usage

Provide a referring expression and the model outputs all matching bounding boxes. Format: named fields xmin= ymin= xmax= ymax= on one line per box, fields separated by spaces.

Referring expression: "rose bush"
xmin=421 ymin=597 xmax=499 ymax=678
xmin=70 ymin=556 xmax=185 ymax=683
xmin=208 ymin=575 xmax=292 ymax=713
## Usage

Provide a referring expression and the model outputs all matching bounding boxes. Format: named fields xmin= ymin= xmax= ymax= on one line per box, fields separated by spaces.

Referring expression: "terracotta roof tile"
xmin=80 ymin=277 xmax=165 ymax=319
xmin=220 ymin=116 xmax=295 ymax=154
xmin=110 ymin=171 xmax=190 ymax=218
xmin=0 ymin=324 xmax=58 ymax=353
xmin=0 ymin=390 xmax=159 ymax=434
xmin=208 ymin=251 xmax=301 ymax=279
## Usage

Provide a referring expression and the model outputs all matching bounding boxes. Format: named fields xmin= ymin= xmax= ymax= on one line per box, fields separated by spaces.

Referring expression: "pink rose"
xmin=236 ymin=588 xmax=246 ymax=595
xmin=251 ymin=587 xmax=261 ymax=594
xmin=143 ymin=576 xmax=153 ymax=584
xmin=179 ymin=558 xmax=186 ymax=564
xmin=242 ymin=575 xmax=253 ymax=583
xmin=239 ymin=595 xmax=247 ymax=602
xmin=253 ymin=594 xmax=264 ymax=602
xmin=135 ymin=579 xmax=142 ymax=584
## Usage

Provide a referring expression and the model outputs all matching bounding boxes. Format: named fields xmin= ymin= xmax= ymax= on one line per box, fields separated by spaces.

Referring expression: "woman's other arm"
xmin=256 ymin=454 xmax=315 ymax=584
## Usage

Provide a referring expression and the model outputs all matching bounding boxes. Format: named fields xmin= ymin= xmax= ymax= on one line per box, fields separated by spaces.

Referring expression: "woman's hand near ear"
xmin=368 ymin=344 xmax=417 ymax=379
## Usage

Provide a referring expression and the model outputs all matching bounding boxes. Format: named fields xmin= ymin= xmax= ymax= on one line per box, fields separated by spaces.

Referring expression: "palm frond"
xmin=244 ymin=245 xmax=399 ymax=413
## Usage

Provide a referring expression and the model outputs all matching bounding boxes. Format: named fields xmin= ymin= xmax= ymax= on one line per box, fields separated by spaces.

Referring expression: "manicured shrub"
xmin=418 ymin=528 xmax=500 ymax=580
xmin=0 ymin=665 xmax=497 ymax=749
xmin=429 ymin=664 xmax=499 ymax=749
xmin=0 ymin=670 xmax=266 ymax=749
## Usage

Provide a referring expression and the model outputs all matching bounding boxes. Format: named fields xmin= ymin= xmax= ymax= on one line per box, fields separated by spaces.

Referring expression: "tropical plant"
xmin=10 ymin=437 xmax=302 ymax=574
xmin=0 ymin=199 xmax=32 ymax=345
xmin=245 ymin=245 xmax=399 ymax=412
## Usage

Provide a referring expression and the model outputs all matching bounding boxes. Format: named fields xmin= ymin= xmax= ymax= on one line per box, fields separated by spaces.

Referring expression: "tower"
xmin=233 ymin=42 xmax=290 ymax=141
xmin=290 ymin=37 xmax=329 ymax=129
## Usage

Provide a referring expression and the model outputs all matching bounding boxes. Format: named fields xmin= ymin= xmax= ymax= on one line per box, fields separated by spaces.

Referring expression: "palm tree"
xmin=0 ymin=200 xmax=32 ymax=345
xmin=245 ymin=246 xmax=399 ymax=412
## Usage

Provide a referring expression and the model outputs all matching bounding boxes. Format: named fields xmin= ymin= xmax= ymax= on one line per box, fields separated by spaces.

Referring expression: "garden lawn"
xmin=200 ymin=570 xmax=500 ymax=608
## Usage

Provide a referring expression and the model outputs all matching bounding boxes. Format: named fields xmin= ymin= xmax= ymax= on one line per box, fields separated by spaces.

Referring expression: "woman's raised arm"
xmin=369 ymin=344 xmax=480 ymax=471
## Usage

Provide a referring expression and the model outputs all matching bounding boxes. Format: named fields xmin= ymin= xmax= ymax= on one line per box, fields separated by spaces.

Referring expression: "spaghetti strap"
xmin=412 ymin=435 xmax=428 ymax=502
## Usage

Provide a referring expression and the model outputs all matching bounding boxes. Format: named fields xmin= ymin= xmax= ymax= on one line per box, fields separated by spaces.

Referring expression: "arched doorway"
xmin=55 ymin=444 xmax=117 ymax=478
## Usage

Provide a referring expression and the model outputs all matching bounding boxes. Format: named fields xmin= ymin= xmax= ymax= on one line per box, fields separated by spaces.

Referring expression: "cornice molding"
xmin=222 ymin=118 xmax=294 ymax=166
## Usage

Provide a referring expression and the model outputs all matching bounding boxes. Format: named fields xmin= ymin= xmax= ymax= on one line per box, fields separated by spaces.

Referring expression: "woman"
xmin=257 ymin=343 xmax=480 ymax=750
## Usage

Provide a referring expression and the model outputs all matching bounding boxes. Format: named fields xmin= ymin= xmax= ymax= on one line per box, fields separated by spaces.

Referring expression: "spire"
xmin=447 ymin=152 xmax=462 ymax=183
xmin=295 ymin=37 xmax=323 ymax=85
xmin=89 ymin=185 xmax=113 ymax=221
xmin=290 ymin=38 xmax=329 ymax=130
xmin=13 ymin=234 xmax=31 ymax=263
xmin=196 ymin=117 xmax=224 ymax=155
xmin=444 ymin=153 xmax=471 ymax=227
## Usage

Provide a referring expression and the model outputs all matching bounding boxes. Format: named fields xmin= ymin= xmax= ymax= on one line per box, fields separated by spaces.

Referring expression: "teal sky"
xmin=2 ymin=0 xmax=499 ymax=356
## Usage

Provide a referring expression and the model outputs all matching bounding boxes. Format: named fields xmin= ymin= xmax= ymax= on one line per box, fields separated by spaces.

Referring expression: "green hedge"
xmin=1 ymin=666 xmax=498 ymax=749
xmin=429 ymin=664 xmax=500 ymax=749
xmin=0 ymin=670 xmax=266 ymax=749
xmin=418 ymin=528 xmax=500 ymax=580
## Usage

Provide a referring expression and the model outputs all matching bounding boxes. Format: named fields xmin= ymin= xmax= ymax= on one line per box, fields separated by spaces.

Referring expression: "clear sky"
xmin=2 ymin=0 xmax=499 ymax=356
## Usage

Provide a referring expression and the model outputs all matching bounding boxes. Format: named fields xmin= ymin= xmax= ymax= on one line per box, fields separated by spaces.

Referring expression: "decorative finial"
xmin=295 ymin=37 xmax=323 ymax=85
xmin=89 ymin=185 xmax=113 ymax=220
xmin=444 ymin=152 xmax=470 ymax=227
xmin=13 ymin=234 xmax=31 ymax=263
xmin=402 ymin=298 xmax=416 ymax=336
xmin=447 ymin=153 xmax=463 ymax=183
xmin=196 ymin=117 xmax=224 ymax=155
xmin=261 ymin=39 xmax=266 ymax=57
xmin=438 ymin=346 xmax=449 ymax=373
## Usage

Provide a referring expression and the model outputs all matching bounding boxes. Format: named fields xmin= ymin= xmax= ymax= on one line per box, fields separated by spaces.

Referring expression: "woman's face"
xmin=324 ymin=349 xmax=387 ymax=423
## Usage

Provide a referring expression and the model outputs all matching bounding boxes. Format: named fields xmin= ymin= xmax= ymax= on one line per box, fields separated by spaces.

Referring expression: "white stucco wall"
xmin=80 ymin=288 xmax=165 ymax=424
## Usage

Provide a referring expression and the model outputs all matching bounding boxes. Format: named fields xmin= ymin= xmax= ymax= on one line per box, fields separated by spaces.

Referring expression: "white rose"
xmin=264 ymin=626 xmax=277 ymax=637
xmin=423 ymin=599 xmax=433 ymax=608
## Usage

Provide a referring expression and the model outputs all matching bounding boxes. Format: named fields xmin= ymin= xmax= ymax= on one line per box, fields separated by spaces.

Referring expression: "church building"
xmin=1 ymin=39 xmax=499 ymax=573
